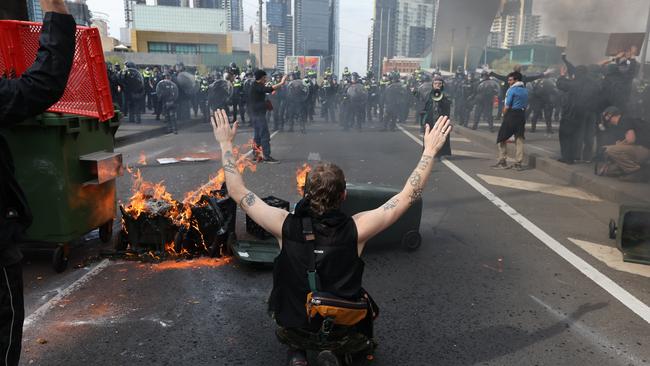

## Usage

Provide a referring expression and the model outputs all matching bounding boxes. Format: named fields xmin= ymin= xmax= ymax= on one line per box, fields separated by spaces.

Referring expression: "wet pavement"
xmin=20 ymin=117 xmax=650 ymax=365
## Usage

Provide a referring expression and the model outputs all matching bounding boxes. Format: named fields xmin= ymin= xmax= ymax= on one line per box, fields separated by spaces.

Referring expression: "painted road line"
xmin=477 ymin=174 xmax=602 ymax=202
xmin=243 ymin=130 xmax=281 ymax=158
xmin=397 ymin=124 xmax=650 ymax=324
xmin=569 ymin=238 xmax=650 ymax=279
xmin=529 ymin=295 xmax=643 ymax=365
xmin=24 ymin=259 xmax=112 ymax=329
xmin=450 ymin=137 xmax=472 ymax=143
xmin=453 ymin=150 xmax=494 ymax=159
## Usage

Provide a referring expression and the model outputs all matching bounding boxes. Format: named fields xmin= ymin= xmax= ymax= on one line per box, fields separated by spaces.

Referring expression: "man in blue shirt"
xmin=493 ymin=72 xmax=528 ymax=171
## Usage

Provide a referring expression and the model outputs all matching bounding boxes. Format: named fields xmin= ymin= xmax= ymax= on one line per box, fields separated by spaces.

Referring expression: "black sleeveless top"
xmin=268 ymin=209 xmax=365 ymax=329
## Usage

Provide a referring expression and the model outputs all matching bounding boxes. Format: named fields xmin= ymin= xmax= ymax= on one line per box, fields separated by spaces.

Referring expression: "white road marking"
xmin=397 ymin=124 xmax=650 ymax=324
xmin=449 ymin=137 xmax=472 ymax=142
xmin=477 ymin=174 xmax=602 ymax=202
xmin=243 ymin=130 xmax=280 ymax=158
xmin=569 ymin=238 xmax=650 ymax=279
xmin=450 ymin=137 xmax=471 ymax=143
xmin=530 ymin=295 xmax=642 ymax=366
xmin=23 ymin=259 xmax=112 ymax=329
xmin=453 ymin=150 xmax=494 ymax=159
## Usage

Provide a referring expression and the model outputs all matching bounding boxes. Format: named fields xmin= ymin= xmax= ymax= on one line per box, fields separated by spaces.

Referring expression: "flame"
xmin=250 ymin=139 xmax=264 ymax=161
xmin=296 ymin=163 xmax=312 ymax=196
xmin=121 ymin=141 xmax=260 ymax=260
xmin=138 ymin=151 xmax=147 ymax=165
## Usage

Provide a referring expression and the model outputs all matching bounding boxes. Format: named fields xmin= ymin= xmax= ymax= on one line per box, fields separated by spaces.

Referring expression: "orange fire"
xmin=138 ymin=151 xmax=147 ymax=165
xmin=122 ymin=141 xmax=260 ymax=257
xmin=296 ymin=163 xmax=312 ymax=196
xmin=250 ymin=139 xmax=264 ymax=161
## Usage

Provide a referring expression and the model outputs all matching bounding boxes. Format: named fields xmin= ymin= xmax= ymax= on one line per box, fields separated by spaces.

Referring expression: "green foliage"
xmin=104 ymin=54 xmax=124 ymax=66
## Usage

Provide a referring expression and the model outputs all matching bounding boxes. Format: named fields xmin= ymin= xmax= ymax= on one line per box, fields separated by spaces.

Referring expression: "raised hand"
xmin=423 ymin=116 xmax=452 ymax=154
xmin=211 ymin=109 xmax=238 ymax=145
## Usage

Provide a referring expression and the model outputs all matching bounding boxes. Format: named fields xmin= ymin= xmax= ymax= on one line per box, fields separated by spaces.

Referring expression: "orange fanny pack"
xmin=306 ymin=292 xmax=369 ymax=326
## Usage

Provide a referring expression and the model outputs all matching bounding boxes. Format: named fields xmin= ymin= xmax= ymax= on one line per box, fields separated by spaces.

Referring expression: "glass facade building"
xmin=132 ymin=4 xmax=227 ymax=34
xmin=27 ymin=0 xmax=44 ymax=22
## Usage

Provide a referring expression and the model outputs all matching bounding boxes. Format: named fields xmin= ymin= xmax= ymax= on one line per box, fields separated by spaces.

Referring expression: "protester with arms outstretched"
xmin=211 ymin=109 xmax=451 ymax=366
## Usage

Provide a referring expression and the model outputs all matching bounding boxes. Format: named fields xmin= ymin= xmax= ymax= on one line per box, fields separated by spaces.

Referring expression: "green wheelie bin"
xmin=341 ymin=183 xmax=423 ymax=251
xmin=609 ymin=204 xmax=650 ymax=265
xmin=0 ymin=112 xmax=122 ymax=272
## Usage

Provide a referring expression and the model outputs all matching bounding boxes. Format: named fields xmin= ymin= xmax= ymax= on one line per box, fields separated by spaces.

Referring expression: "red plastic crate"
xmin=0 ymin=20 xmax=114 ymax=121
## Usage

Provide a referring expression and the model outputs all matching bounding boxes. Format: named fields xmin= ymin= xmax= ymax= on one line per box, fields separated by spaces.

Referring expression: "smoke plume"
xmin=534 ymin=0 xmax=648 ymax=37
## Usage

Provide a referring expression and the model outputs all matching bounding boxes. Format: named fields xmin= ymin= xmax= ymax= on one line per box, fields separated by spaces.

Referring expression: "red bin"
xmin=0 ymin=20 xmax=114 ymax=121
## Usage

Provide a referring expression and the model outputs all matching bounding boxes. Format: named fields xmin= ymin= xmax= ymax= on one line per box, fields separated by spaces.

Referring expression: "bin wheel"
xmin=402 ymin=231 xmax=422 ymax=251
xmin=99 ymin=219 xmax=114 ymax=243
xmin=609 ymin=219 xmax=617 ymax=240
xmin=115 ymin=230 xmax=128 ymax=252
xmin=52 ymin=244 xmax=69 ymax=273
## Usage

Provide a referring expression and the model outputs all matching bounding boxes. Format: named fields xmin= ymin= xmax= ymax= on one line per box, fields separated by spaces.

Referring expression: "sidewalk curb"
xmin=115 ymin=118 xmax=204 ymax=148
xmin=454 ymin=126 xmax=650 ymax=205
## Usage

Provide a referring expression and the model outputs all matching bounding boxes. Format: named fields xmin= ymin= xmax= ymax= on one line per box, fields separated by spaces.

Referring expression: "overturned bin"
xmin=0 ymin=112 xmax=122 ymax=272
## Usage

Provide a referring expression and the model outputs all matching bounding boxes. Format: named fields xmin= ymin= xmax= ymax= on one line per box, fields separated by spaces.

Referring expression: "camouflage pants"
xmin=276 ymin=326 xmax=376 ymax=356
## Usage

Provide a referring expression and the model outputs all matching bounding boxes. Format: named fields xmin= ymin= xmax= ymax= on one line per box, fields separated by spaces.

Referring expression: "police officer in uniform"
xmin=472 ymin=71 xmax=500 ymax=131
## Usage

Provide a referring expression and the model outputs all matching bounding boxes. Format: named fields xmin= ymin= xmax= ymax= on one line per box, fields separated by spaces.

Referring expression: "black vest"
xmin=269 ymin=209 xmax=365 ymax=329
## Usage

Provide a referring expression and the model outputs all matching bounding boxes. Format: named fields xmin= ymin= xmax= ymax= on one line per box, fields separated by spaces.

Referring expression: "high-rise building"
xmin=65 ymin=0 xmax=92 ymax=26
xmin=293 ymin=0 xmax=338 ymax=71
xmin=228 ymin=0 xmax=244 ymax=31
xmin=488 ymin=0 xmax=540 ymax=48
xmin=267 ymin=0 xmax=293 ymax=70
xmin=26 ymin=0 xmax=44 ymax=22
xmin=368 ymin=0 xmax=397 ymax=75
xmin=394 ymin=0 xmax=436 ymax=58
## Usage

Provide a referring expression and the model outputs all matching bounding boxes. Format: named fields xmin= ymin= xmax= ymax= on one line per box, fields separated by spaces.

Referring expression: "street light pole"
xmin=640 ymin=2 xmax=650 ymax=80
xmin=259 ymin=0 xmax=264 ymax=70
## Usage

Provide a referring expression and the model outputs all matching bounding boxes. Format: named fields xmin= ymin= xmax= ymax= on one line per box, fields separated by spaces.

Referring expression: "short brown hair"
xmin=305 ymin=163 xmax=346 ymax=216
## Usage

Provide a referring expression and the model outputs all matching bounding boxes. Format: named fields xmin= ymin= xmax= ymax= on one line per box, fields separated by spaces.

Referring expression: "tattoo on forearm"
xmin=222 ymin=150 xmax=237 ymax=174
xmin=409 ymin=171 xmax=422 ymax=188
xmin=383 ymin=198 xmax=400 ymax=211
xmin=240 ymin=191 xmax=256 ymax=208
xmin=409 ymin=188 xmax=423 ymax=205
xmin=418 ymin=155 xmax=434 ymax=170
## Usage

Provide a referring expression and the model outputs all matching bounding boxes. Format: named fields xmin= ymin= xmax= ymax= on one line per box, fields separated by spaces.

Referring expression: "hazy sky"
xmin=86 ymin=0 xmax=649 ymax=74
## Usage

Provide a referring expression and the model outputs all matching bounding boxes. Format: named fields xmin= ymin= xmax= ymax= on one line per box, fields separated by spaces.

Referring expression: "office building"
xmin=394 ymin=0 xmax=436 ymax=58
xmin=488 ymin=0 xmax=540 ymax=48
xmin=266 ymin=0 xmax=294 ymax=70
xmin=368 ymin=0 xmax=397 ymax=75
xmin=27 ymin=0 xmax=44 ymax=22
xmin=65 ymin=0 xmax=92 ymax=26
xmin=293 ymin=0 xmax=339 ymax=71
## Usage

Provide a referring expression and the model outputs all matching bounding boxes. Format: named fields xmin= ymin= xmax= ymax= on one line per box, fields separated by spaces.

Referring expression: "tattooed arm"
xmin=353 ymin=116 xmax=452 ymax=256
xmin=211 ymin=109 xmax=289 ymax=242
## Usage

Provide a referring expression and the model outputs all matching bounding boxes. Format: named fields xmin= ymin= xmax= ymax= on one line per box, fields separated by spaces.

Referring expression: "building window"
xmin=148 ymin=42 xmax=218 ymax=54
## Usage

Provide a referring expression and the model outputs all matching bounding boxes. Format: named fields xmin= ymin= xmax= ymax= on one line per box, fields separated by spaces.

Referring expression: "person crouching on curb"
xmin=210 ymin=109 xmax=451 ymax=366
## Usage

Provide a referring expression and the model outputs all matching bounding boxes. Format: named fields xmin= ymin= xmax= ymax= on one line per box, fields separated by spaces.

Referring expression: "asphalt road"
xmin=19 ymin=117 xmax=650 ymax=366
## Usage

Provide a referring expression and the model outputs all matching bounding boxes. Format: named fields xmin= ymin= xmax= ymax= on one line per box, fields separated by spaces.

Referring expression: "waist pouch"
xmin=306 ymin=292 xmax=368 ymax=326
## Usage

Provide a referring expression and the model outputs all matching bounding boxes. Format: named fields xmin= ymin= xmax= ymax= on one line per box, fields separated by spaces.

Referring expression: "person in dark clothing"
xmin=210 ymin=108 xmax=452 ymax=366
xmin=472 ymin=72 xmax=500 ymax=132
xmin=556 ymin=65 xmax=601 ymax=164
xmin=598 ymin=108 xmax=650 ymax=182
xmin=249 ymin=70 xmax=287 ymax=164
xmin=421 ymin=77 xmax=452 ymax=158
xmin=0 ymin=2 xmax=75 ymax=365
